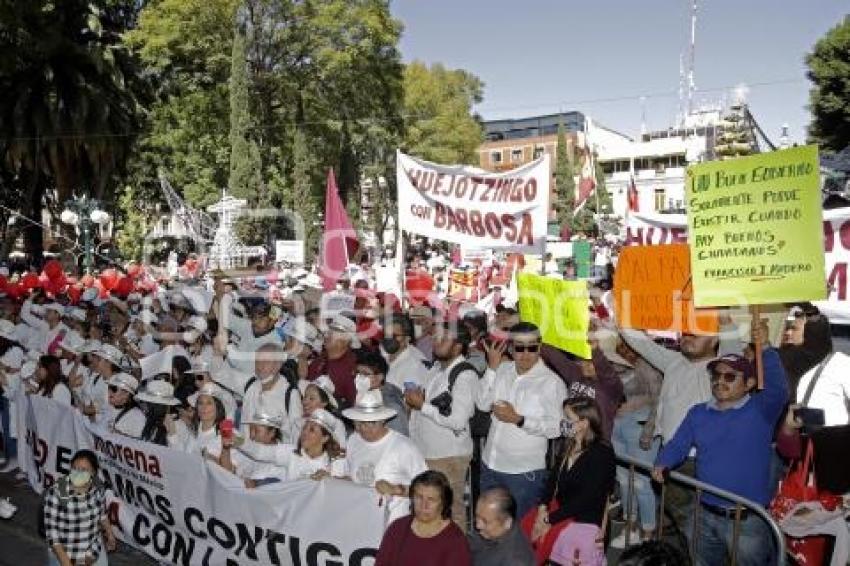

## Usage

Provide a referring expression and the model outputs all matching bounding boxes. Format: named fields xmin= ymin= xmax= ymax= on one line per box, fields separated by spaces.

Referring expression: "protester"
xmin=230 ymin=408 xmax=346 ymax=482
xmin=406 ymin=320 xmax=478 ymax=531
xmin=301 ymin=374 xmax=348 ymax=444
xmin=166 ymin=382 xmax=227 ymax=457
xmin=43 ymin=449 xmax=117 ymax=566
xmin=106 ymin=373 xmax=146 ymax=439
xmin=135 ymin=380 xmax=181 ymax=446
xmin=477 ymin=322 xmax=567 ymax=519
xmin=241 ymin=343 xmax=302 ymax=443
xmin=652 ymin=331 xmax=788 ymax=566
xmin=0 ymin=349 xmax=25 ymax=472
xmin=468 ymin=486 xmax=535 ymax=566
xmin=342 ymin=389 xmax=427 ymax=523
xmin=356 ymin=350 xmax=408 ymax=436
xmin=523 ymin=396 xmax=615 ymax=566
xmin=308 ymin=314 xmax=360 ymax=406
xmin=409 ymin=305 xmax=437 ymax=361
xmin=375 ymin=470 xmax=472 ymax=566
xmin=32 ymin=354 xmax=73 ymax=407
xmin=382 ymin=314 xmax=427 ymax=389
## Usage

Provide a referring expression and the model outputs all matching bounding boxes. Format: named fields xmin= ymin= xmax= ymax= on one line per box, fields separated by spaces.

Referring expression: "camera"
xmin=429 ymin=391 xmax=453 ymax=417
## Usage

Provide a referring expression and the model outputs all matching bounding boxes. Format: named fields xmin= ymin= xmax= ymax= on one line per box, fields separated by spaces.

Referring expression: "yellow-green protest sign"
xmin=517 ymin=273 xmax=591 ymax=359
xmin=685 ymin=144 xmax=826 ymax=307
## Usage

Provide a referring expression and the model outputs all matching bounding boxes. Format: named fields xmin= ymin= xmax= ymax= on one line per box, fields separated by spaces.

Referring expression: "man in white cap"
xmin=19 ymin=298 xmax=69 ymax=355
xmin=241 ymin=343 xmax=303 ymax=444
xmin=342 ymin=389 xmax=427 ymax=523
xmin=106 ymin=373 xmax=146 ymax=439
xmin=308 ymin=314 xmax=360 ymax=406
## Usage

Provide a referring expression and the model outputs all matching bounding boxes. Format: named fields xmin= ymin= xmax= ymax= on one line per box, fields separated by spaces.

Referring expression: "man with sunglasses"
xmin=651 ymin=340 xmax=788 ymax=566
xmin=477 ymin=322 xmax=567 ymax=520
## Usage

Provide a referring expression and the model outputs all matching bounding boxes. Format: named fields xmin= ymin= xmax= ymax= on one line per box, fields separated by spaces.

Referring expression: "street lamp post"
xmin=60 ymin=195 xmax=110 ymax=274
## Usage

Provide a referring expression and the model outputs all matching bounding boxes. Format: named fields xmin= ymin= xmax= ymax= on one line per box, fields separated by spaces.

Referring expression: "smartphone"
xmin=793 ymin=407 xmax=825 ymax=429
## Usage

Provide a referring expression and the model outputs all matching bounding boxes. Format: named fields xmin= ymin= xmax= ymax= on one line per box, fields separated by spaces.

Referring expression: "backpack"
xmin=445 ymin=361 xmax=492 ymax=438
xmin=243 ymin=359 xmax=301 ymax=416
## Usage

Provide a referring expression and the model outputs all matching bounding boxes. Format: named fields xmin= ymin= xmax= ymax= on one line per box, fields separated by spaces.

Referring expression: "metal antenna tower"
xmin=157 ymin=171 xmax=216 ymax=246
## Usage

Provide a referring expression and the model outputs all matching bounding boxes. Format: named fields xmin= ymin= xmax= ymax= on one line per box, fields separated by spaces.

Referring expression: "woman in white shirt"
xmin=166 ymin=382 xmax=225 ymax=458
xmin=228 ymin=409 xmax=346 ymax=481
xmin=217 ymin=412 xmax=289 ymax=488
xmin=300 ymin=375 xmax=347 ymax=447
xmin=30 ymin=354 xmax=72 ymax=406
xmin=106 ymin=373 xmax=146 ymax=439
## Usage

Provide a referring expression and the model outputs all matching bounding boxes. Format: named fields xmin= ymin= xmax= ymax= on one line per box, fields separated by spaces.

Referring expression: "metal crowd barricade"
xmin=615 ymin=453 xmax=787 ymax=565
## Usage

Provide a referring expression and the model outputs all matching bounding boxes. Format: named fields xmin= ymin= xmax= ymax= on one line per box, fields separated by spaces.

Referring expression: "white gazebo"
xmin=206 ymin=191 xmax=267 ymax=270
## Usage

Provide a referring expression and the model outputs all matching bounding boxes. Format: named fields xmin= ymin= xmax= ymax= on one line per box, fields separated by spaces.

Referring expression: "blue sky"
xmin=392 ymin=1 xmax=848 ymax=144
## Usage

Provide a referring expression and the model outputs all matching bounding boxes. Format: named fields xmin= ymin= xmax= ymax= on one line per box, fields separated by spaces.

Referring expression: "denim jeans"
xmin=612 ymin=408 xmax=659 ymax=530
xmin=479 ymin=462 xmax=547 ymax=521
xmin=1 ymin=396 xmax=16 ymax=460
xmin=689 ymin=507 xmax=776 ymax=566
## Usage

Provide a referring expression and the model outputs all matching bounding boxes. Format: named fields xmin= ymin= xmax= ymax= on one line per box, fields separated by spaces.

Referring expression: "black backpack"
xmin=444 ymin=361 xmax=492 ymax=438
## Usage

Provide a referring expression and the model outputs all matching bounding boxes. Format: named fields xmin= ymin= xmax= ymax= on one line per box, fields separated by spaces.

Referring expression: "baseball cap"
xmin=707 ymin=354 xmax=753 ymax=379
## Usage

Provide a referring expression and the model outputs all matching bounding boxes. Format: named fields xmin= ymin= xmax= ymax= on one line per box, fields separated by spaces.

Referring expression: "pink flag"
xmin=320 ymin=169 xmax=361 ymax=291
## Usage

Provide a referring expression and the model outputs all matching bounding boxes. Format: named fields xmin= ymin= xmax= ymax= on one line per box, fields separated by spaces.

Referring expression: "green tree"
xmin=292 ymin=126 xmax=321 ymax=262
xmin=0 ymin=0 xmax=151 ymax=260
xmin=115 ymin=185 xmax=151 ymax=261
xmin=806 ymin=16 xmax=850 ymax=151
xmin=227 ymin=26 xmax=262 ymax=201
xmin=553 ymin=121 xmax=576 ymax=233
xmin=403 ymin=61 xmax=484 ymax=164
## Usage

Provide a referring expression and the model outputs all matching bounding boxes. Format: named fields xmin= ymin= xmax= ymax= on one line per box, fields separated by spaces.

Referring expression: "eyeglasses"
xmin=512 ymin=343 xmax=540 ymax=353
xmin=710 ymin=371 xmax=741 ymax=384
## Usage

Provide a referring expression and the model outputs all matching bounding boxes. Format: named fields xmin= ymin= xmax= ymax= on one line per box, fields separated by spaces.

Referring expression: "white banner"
xmin=625 ymin=208 xmax=850 ymax=324
xmin=397 ymin=151 xmax=550 ymax=252
xmin=275 ymin=240 xmax=305 ymax=265
xmin=18 ymin=395 xmax=385 ymax=566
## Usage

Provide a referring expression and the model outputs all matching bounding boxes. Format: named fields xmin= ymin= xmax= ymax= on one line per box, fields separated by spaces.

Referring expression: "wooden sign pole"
xmin=751 ymin=304 xmax=764 ymax=390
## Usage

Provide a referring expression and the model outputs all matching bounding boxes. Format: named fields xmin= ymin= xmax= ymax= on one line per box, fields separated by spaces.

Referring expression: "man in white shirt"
xmin=382 ymin=314 xmax=427 ymax=390
xmin=241 ymin=343 xmax=302 ymax=444
xmin=222 ymin=299 xmax=283 ymax=377
xmin=406 ymin=322 xmax=478 ymax=531
xmin=342 ymin=389 xmax=427 ymax=524
xmin=477 ymin=322 xmax=566 ymax=519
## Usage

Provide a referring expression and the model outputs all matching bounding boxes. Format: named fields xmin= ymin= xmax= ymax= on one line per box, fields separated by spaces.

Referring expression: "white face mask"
xmin=413 ymin=324 xmax=424 ymax=340
xmin=259 ymin=374 xmax=276 ymax=386
xmin=355 ymin=374 xmax=371 ymax=392
xmin=69 ymin=469 xmax=92 ymax=488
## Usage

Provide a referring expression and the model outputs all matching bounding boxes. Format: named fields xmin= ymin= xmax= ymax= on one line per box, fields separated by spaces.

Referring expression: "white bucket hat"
xmin=93 ymin=343 xmax=125 ymax=368
xmin=107 ymin=373 xmax=139 ymax=394
xmin=242 ymin=411 xmax=284 ymax=430
xmin=192 ymin=382 xmax=228 ymax=406
xmin=135 ymin=380 xmax=181 ymax=406
xmin=342 ymin=389 xmax=396 ymax=422
xmin=327 ymin=314 xmax=360 ymax=349
xmin=306 ymin=408 xmax=344 ymax=443
xmin=308 ymin=375 xmax=338 ymax=408
xmin=284 ymin=318 xmax=322 ymax=351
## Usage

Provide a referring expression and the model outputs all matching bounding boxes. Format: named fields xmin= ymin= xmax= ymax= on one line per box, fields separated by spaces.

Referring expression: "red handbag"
xmin=769 ymin=440 xmax=842 ymax=566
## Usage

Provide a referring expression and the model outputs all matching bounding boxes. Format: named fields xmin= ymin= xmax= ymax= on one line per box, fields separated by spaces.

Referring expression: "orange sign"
xmin=614 ymin=244 xmax=719 ymax=334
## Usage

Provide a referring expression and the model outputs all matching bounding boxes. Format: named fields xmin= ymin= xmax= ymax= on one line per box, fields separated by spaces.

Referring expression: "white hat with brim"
xmin=64 ymin=307 xmax=87 ymax=323
xmin=308 ymin=375 xmax=338 ymax=408
xmin=284 ymin=318 xmax=322 ymax=351
xmin=135 ymin=380 xmax=181 ymax=406
xmin=107 ymin=373 xmax=139 ymax=394
xmin=58 ymin=334 xmax=86 ymax=355
xmin=242 ymin=412 xmax=284 ymax=430
xmin=79 ymin=340 xmax=103 ymax=355
xmin=327 ymin=314 xmax=361 ymax=349
xmin=342 ymin=389 xmax=397 ymax=422
xmin=192 ymin=382 xmax=228 ymax=406
xmin=184 ymin=360 xmax=211 ymax=375
xmin=93 ymin=344 xmax=125 ymax=368
xmin=306 ymin=408 xmax=343 ymax=440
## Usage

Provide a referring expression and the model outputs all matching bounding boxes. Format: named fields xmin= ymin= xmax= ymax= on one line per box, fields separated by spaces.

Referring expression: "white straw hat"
xmin=342 ymin=389 xmax=396 ymax=422
xmin=107 ymin=373 xmax=139 ymax=394
xmin=135 ymin=380 xmax=181 ymax=406
xmin=242 ymin=411 xmax=284 ymax=430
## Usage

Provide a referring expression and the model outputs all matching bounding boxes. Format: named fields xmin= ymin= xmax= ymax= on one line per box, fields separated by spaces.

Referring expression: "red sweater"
xmin=307 ymin=349 xmax=358 ymax=406
xmin=375 ymin=516 xmax=471 ymax=566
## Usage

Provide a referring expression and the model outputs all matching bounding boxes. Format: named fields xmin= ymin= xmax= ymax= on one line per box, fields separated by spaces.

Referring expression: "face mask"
xmin=381 ymin=338 xmax=401 ymax=355
xmin=259 ymin=374 xmax=276 ymax=386
xmin=560 ymin=419 xmax=577 ymax=438
xmin=69 ymin=469 xmax=92 ymax=487
xmin=335 ymin=284 xmax=343 ymax=291
xmin=413 ymin=325 xmax=423 ymax=340
xmin=355 ymin=374 xmax=371 ymax=392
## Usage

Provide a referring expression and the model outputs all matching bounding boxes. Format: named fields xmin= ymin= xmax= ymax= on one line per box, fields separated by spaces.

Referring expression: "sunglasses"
xmin=710 ymin=371 xmax=741 ymax=384
xmin=512 ymin=343 xmax=540 ymax=353
xmin=108 ymin=385 xmax=120 ymax=393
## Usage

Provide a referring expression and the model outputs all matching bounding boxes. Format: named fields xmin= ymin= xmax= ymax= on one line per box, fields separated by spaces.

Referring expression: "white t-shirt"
xmin=241 ymin=377 xmax=303 ymax=444
xmin=796 ymin=352 xmax=850 ymax=426
xmin=168 ymin=422 xmax=222 ymax=458
xmin=236 ymin=440 xmax=346 ymax=481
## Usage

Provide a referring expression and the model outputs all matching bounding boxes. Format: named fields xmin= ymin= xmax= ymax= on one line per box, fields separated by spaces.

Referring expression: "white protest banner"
xmin=397 ymin=151 xmax=550 ymax=252
xmin=275 ymin=240 xmax=305 ymax=265
xmin=624 ymin=208 xmax=850 ymax=324
xmin=18 ymin=395 xmax=385 ymax=566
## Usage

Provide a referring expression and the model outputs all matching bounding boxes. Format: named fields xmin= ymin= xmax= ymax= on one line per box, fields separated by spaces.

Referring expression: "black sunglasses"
xmin=513 ymin=343 xmax=540 ymax=353
xmin=710 ymin=371 xmax=740 ymax=384
xmin=108 ymin=385 xmax=120 ymax=393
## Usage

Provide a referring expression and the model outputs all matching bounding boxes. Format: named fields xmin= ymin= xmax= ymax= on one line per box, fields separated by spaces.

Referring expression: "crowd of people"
xmin=0 ymin=246 xmax=847 ymax=566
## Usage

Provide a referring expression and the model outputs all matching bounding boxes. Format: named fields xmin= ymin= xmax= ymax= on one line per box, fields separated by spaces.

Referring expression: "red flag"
xmin=627 ymin=175 xmax=639 ymax=213
xmin=320 ymin=169 xmax=361 ymax=291
xmin=574 ymin=146 xmax=596 ymax=213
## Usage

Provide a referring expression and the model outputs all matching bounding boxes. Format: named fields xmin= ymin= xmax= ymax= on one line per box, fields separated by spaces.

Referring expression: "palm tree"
xmin=0 ymin=0 xmax=151 ymax=260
